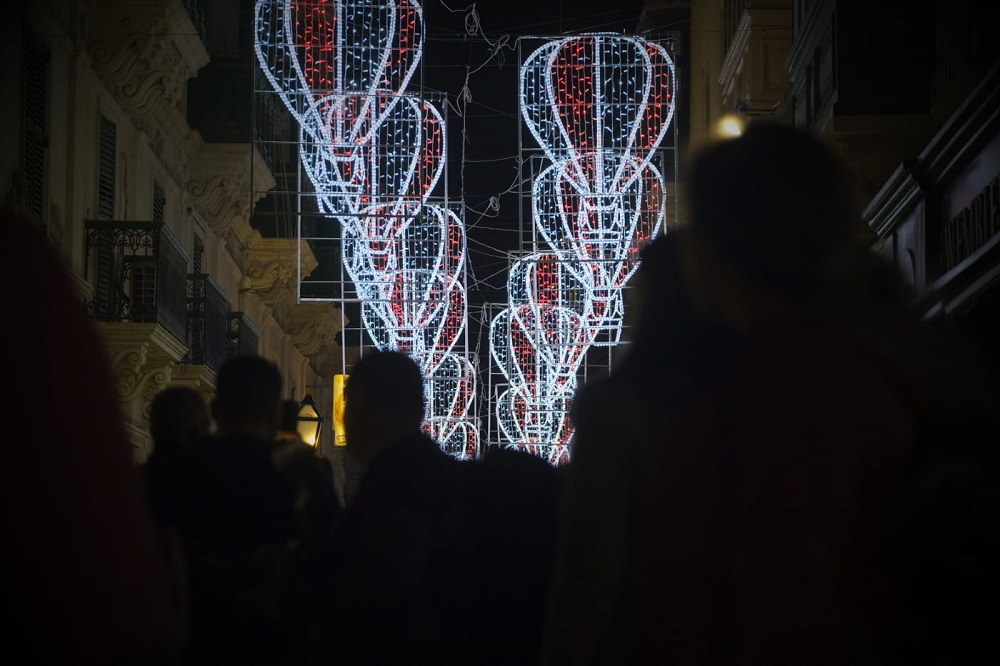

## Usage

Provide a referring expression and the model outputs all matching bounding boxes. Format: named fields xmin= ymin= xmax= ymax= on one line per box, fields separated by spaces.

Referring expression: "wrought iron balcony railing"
xmin=184 ymin=273 xmax=228 ymax=372
xmin=85 ymin=220 xmax=189 ymax=346
xmin=227 ymin=311 xmax=261 ymax=359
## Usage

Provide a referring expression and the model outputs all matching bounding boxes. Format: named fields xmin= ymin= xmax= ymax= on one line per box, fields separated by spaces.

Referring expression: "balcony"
xmin=227 ymin=311 xmax=262 ymax=359
xmin=85 ymin=220 xmax=189 ymax=347
xmin=184 ymin=273 xmax=228 ymax=372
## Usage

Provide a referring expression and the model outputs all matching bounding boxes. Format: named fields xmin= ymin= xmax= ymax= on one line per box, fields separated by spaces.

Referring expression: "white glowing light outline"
xmin=493 ymin=35 xmax=675 ymax=463
xmin=255 ymin=0 xmax=477 ymax=458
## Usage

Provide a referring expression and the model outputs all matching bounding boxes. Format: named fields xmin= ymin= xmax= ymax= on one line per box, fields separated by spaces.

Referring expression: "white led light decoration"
xmin=492 ymin=35 xmax=675 ymax=464
xmin=255 ymin=0 xmax=477 ymax=458
xmin=255 ymin=0 xmax=423 ymax=142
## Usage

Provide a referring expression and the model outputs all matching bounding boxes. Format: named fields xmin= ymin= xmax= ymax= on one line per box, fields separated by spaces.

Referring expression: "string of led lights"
xmin=491 ymin=34 xmax=675 ymax=463
xmin=255 ymin=0 xmax=477 ymax=459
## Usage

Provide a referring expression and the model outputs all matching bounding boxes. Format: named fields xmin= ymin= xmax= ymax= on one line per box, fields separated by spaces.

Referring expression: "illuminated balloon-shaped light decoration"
xmin=521 ymin=36 xmax=675 ymax=186
xmin=360 ymin=207 xmax=466 ymax=366
xmin=255 ymin=0 xmax=425 ymax=142
xmin=255 ymin=0 xmax=477 ymax=459
xmin=491 ymin=254 xmax=592 ymax=462
xmin=533 ymin=155 xmax=665 ymax=340
xmin=302 ymin=96 xmax=445 ymax=234
xmin=491 ymin=35 xmax=674 ymax=464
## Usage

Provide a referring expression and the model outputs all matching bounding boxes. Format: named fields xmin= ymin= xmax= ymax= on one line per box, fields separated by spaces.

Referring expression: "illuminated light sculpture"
xmin=300 ymin=94 xmax=445 ymax=232
xmin=532 ymin=154 xmax=664 ymax=344
xmin=357 ymin=205 xmax=467 ymax=367
xmin=492 ymin=35 xmax=675 ymax=463
xmin=491 ymin=253 xmax=590 ymax=465
xmin=425 ymin=351 xmax=478 ymax=459
xmin=255 ymin=0 xmax=477 ymax=458
xmin=254 ymin=0 xmax=424 ymax=142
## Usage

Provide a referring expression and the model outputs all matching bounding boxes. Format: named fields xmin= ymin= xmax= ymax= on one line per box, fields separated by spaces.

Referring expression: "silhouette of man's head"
xmin=149 ymin=387 xmax=209 ymax=456
xmin=212 ymin=355 xmax=283 ymax=440
xmin=685 ymin=123 xmax=864 ymax=299
xmin=344 ymin=351 xmax=424 ymax=463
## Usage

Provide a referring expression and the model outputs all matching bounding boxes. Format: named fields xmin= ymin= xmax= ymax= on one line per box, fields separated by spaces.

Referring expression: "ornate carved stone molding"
xmin=287 ymin=303 xmax=344 ymax=358
xmin=88 ymin=1 xmax=209 ymax=126
xmin=98 ymin=322 xmax=189 ymax=437
xmin=242 ymin=237 xmax=319 ymax=305
xmin=187 ymin=144 xmax=276 ymax=268
xmin=309 ymin=343 xmax=346 ymax=378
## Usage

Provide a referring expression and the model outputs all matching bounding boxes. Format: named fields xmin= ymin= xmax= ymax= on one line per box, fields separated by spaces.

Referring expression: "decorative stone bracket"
xmin=242 ymin=237 xmax=319 ymax=308
xmin=89 ymin=0 xmax=209 ymax=125
xmin=98 ymin=322 xmax=188 ymax=440
xmin=187 ymin=144 xmax=277 ymax=268
xmin=287 ymin=302 xmax=343 ymax=358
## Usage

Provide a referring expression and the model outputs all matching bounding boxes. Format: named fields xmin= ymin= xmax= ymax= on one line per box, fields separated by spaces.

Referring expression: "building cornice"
xmin=863 ymin=161 xmax=923 ymax=238
xmin=286 ymin=302 xmax=344 ymax=358
xmin=917 ymin=62 xmax=1000 ymax=187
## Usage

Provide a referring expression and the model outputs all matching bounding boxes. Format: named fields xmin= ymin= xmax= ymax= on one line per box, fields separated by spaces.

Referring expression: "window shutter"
xmin=23 ymin=34 xmax=48 ymax=221
xmin=94 ymin=115 xmax=118 ymax=316
xmin=98 ymin=115 xmax=116 ymax=220
xmin=153 ymin=181 xmax=165 ymax=225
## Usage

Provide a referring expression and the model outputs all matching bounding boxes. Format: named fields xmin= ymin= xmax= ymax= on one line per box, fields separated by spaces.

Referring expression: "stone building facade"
xmin=676 ymin=0 xmax=1000 ymax=370
xmin=1 ymin=0 xmax=346 ymax=463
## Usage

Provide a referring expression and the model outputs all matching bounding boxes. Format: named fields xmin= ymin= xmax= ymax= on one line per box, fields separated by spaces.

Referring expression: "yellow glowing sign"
xmin=333 ymin=374 xmax=348 ymax=446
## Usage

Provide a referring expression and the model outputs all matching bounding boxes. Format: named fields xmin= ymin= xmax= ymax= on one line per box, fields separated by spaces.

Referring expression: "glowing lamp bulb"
xmin=714 ymin=114 xmax=745 ymax=139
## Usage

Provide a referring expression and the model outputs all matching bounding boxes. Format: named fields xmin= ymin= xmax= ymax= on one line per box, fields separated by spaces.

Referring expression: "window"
xmin=127 ymin=257 xmax=157 ymax=322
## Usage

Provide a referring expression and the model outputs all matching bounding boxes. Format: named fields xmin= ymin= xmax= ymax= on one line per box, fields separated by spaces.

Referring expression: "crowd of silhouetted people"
xmin=7 ymin=123 xmax=999 ymax=664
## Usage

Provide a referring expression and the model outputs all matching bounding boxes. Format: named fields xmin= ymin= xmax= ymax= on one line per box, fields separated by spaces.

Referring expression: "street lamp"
xmin=296 ymin=393 xmax=323 ymax=447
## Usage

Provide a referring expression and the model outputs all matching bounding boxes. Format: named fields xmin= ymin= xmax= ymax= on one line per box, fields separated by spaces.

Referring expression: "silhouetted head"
xmin=212 ymin=355 xmax=283 ymax=440
xmin=344 ymin=351 xmax=424 ymax=463
xmin=149 ymin=387 xmax=210 ymax=457
xmin=678 ymin=123 xmax=872 ymax=330
xmin=684 ymin=123 xmax=866 ymax=306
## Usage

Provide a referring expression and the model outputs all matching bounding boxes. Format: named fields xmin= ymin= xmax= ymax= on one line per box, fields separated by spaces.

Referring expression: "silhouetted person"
xmin=544 ymin=228 xmax=740 ymax=665
xmin=1 ymin=216 xmax=180 ymax=662
xmin=548 ymin=123 xmax=999 ymax=665
xmin=323 ymin=351 xmax=473 ymax=665
xmin=156 ymin=355 xmax=303 ymax=665
xmin=270 ymin=397 xmax=341 ymax=653
xmin=272 ymin=399 xmax=341 ymax=549
xmin=144 ymin=386 xmax=210 ymax=649
xmin=149 ymin=387 xmax=211 ymax=459
xmin=664 ymin=123 xmax=999 ymax=665
xmin=471 ymin=446 xmax=560 ymax=665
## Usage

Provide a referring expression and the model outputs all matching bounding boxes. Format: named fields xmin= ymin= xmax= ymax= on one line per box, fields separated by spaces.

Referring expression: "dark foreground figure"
xmin=2 ymin=217 xmax=180 ymax=662
xmin=321 ymin=351 xmax=473 ymax=664
xmin=150 ymin=356 xmax=328 ymax=665
xmin=546 ymin=123 xmax=1000 ymax=665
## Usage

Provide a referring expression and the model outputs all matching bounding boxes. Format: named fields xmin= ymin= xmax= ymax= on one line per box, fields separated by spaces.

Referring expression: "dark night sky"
xmin=414 ymin=0 xmax=646 ymax=355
